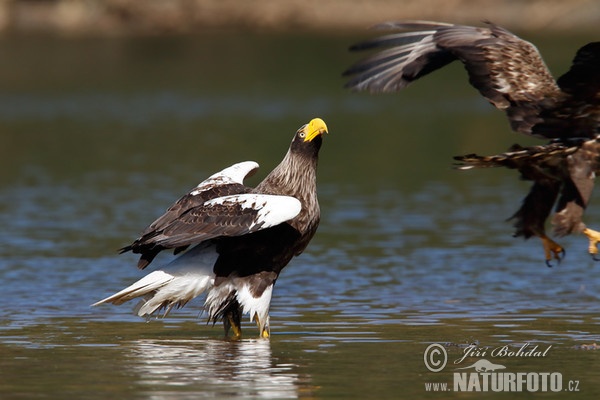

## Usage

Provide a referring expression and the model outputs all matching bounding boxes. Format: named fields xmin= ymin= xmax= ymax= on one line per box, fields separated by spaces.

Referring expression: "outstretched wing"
xmin=122 ymin=161 xmax=259 ymax=269
xmin=344 ymin=20 xmax=562 ymax=137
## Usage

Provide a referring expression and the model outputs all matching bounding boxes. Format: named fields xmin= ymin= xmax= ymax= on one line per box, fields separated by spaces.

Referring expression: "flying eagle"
xmin=343 ymin=20 xmax=600 ymax=266
xmin=93 ymin=118 xmax=328 ymax=338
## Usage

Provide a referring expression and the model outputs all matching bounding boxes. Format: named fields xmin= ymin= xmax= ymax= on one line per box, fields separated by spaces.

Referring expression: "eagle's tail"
xmin=93 ymin=243 xmax=275 ymax=337
xmin=453 ymin=143 xmax=578 ymax=170
xmin=92 ymin=244 xmax=218 ymax=317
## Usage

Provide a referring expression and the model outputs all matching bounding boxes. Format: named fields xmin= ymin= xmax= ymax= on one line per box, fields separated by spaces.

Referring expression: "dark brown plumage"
xmin=94 ymin=118 xmax=328 ymax=338
xmin=120 ymin=177 xmax=255 ymax=270
xmin=344 ymin=20 xmax=600 ymax=265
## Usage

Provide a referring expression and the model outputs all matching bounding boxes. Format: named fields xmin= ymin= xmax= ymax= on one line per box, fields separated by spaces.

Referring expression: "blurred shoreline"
xmin=0 ymin=0 xmax=598 ymax=36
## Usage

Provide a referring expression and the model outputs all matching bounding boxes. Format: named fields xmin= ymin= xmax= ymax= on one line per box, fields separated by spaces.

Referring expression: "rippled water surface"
xmin=1 ymin=32 xmax=599 ymax=399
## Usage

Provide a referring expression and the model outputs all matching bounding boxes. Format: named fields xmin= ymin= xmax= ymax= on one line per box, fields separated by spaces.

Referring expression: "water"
xmin=1 ymin=32 xmax=599 ymax=399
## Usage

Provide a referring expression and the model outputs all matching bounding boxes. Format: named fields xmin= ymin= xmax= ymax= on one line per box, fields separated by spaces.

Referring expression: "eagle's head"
xmin=290 ymin=117 xmax=328 ymax=154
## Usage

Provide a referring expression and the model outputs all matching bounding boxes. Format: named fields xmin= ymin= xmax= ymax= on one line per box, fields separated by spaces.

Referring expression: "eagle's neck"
xmin=254 ymin=148 xmax=320 ymax=235
xmin=257 ymin=147 xmax=316 ymax=191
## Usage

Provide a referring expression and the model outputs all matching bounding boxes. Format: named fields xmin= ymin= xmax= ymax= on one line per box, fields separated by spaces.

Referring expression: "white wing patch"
xmin=205 ymin=194 xmax=302 ymax=229
xmin=190 ymin=161 xmax=259 ymax=195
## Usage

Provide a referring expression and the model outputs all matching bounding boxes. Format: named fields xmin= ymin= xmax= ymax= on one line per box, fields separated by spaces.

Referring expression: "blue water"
xmin=1 ymin=33 xmax=599 ymax=399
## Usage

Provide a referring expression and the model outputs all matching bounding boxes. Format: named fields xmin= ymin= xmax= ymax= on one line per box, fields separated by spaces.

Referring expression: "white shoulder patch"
xmin=205 ymin=194 xmax=302 ymax=229
xmin=191 ymin=161 xmax=259 ymax=195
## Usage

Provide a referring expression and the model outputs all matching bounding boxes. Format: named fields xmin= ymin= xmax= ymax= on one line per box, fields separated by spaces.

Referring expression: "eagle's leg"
xmin=582 ymin=228 xmax=600 ymax=260
xmin=540 ymin=234 xmax=565 ymax=267
xmin=223 ymin=307 xmax=242 ymax=339
xmin=254 ymin=314 xmax=270 ymax=339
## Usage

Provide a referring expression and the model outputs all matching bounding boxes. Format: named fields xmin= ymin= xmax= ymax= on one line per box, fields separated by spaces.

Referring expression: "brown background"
xmin=1 ymin=0 xmax=598 ymax=36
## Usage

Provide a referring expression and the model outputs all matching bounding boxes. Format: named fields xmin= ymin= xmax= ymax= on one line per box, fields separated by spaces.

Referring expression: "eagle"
xmin=343 ymin=20 xmax=600 ymax=266
xmin=93 ymin=118 xmax=328 ymax=338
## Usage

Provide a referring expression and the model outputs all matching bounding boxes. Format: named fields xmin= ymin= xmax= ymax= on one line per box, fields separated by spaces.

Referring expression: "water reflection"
xmin=129 ymin=338 xmax=304 ymax=399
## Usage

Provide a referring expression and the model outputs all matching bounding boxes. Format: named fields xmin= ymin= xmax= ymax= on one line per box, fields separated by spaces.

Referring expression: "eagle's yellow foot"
xmin=255 ymin=315 xmax=270 ymax=339
xmin=540 ymin=234 xmax=565 ymax=268
xmin=225 ymin=313 xmax=242 ymax=340
xmin=583 ymin=228 xmax=600 ymax=261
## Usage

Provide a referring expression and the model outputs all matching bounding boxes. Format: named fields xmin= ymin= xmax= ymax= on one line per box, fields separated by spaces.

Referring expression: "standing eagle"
xmin=343 ymin=20 xmax=600 ymax=266
xmin=93 ymin=118 xmax=328 ymax=338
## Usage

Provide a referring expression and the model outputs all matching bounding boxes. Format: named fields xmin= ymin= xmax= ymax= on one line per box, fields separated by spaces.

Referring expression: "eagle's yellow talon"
xmin=583 ymin=228 xmax=600 ymax=260
xmin=540 ymin=235 xmax=564 ymax=267
xmin=226 ymin=314 xmax=242 ymax=339
xmin=255 ymin=315 xmax=270 ymax=339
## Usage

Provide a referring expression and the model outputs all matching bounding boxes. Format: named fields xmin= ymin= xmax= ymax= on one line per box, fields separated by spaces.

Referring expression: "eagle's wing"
xmin=121 ymin=161 xmax=259 ymax=269
xmin=344 ymin=20 xmax=562 ymax=137
xmin=557 ymin=42 xmax=600 ymax=99
xmin=140 ymin=161 xmax=260 ymax=235
xmin=145 ymin=193 xmax=302 ymax=249
xmin=533 ymin=41 xmax=600 ymax=139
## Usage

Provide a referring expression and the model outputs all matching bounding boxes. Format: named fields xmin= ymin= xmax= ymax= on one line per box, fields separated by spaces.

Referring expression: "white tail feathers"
xmin=93 ymin=244 xmax=218 ymax=317
xmin=92 ymin=269 xmax=215 ymax=317
xmin=93 ymin=243 xmax=275 ymax=331
xmin=92 ymin=270 xmax=175 ymax=307
xmin=135 ymin=272 xmax=214 ymax=317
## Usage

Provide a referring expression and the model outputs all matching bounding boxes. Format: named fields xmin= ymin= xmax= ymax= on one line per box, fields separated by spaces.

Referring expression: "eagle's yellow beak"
xmin=304 ymin=118 xmax=328 ymax=142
